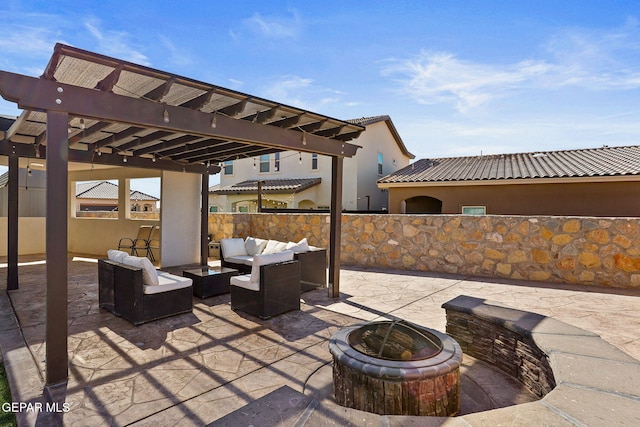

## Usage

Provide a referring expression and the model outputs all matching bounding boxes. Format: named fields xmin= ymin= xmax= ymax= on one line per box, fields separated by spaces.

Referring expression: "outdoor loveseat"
xmin=98 ymin=250 xmax=193 ymax=325
xmin=220 ymin=237 xmax=326 ymax=292
xmin=229 ymin=250 xmax=301 ymax=319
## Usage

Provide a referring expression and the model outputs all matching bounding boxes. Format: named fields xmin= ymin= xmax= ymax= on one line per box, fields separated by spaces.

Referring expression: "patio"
xmin=1 ymin=254 xmax=639 ymax=426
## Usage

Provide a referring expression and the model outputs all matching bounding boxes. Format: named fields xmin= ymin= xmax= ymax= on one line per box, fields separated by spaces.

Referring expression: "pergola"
xmin=0 ymin=43 xmax=363 ymax=386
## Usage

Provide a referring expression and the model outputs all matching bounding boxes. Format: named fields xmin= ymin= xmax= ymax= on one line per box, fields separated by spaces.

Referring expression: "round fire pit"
xmin=329 ymin=320 xmax=462 ymax=416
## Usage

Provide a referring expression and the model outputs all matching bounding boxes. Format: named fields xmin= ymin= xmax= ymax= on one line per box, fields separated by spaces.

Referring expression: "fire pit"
xmin=329 ymin=320 xmax=462 ymax=416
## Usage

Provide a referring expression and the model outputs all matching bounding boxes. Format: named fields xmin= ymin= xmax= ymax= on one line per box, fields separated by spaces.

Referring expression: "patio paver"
xmin=1 ymin=255 xmax=639 ymax=426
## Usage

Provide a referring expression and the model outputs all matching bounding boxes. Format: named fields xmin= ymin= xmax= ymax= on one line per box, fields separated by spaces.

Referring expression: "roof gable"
xmin=348 ymin=115 xmax=415 ymax=159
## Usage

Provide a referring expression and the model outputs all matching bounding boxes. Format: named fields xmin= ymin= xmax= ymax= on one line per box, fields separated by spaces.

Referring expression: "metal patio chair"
xmin=117 ymin=225 xmax=154 ymax=257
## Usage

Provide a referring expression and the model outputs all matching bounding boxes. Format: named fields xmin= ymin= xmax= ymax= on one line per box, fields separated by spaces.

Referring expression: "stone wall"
xmin=209 ymin=213 xmax=640 ymax=289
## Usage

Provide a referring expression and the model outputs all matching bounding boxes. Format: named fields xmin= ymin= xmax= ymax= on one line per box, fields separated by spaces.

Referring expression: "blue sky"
xmin=2 ymin=1 xmax=640 ymax=165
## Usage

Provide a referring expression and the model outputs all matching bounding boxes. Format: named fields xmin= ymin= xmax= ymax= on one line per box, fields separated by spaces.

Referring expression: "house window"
xmin=223 ymin=160 xmax=234 ymax=175
xmin=274 ymin=152 xmax=280 ymax=172
xmin=311 ymin=154 xmax=318 ymax=170
xmin=378 ymin=153 xmax=383 ymax=175
xmin=260 ymin=154 xmax=270 ymax=173
xmin=462 ymin=206 xmax=486 ymax=215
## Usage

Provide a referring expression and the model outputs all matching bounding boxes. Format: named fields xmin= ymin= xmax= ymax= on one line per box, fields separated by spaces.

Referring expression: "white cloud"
xmin=260 ymin=75 xmax=353 ymax=113
xmin=384 ymin=20 xmax=640 ymax=113
xmin=83 ymin=17 xmax=150 ymax=66
xmin=244 ymin=11 xmax=301 ymax=39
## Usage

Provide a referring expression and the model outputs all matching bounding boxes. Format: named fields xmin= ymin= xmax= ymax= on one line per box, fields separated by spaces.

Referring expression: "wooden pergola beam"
xmin=0 ymin=71 xmax=360 ymax=159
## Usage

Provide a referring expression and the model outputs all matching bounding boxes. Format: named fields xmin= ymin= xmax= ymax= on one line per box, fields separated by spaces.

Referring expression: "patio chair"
xmin=230 ymin=251 xmax=300 ymax=319
xmin=118 ymin=225 xmax=154 ymax=257
xmin=146 ymin=226 xmax=160 ymax=262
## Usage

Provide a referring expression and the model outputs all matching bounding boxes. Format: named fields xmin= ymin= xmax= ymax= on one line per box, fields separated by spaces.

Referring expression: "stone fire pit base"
xmin=329 ymin=322 xmax=463 ymax=416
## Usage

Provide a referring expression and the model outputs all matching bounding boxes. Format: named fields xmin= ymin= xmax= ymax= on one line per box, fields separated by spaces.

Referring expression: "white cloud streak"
xmin=243 ymin=11 xmax=301 ymax=39
xmin=384 ymin=20 xmax=640 ymax=113
xmin=83 ymin=17 xmax=150 ymax=66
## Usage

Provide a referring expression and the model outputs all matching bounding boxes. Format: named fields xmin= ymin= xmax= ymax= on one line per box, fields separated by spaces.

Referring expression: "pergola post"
xmin=7 ymin=153 xmax=18 ymax=290
xmin=328 ymin=156 xmax=344 ymax=298
xmin=45 ymin=110 xmax=69 ymax=385
xmin=201 ymin=173 xmax=209 ymax=266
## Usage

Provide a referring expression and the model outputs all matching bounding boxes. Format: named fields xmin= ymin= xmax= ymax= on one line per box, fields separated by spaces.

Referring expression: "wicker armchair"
xmin=98 ymin=258 xmax=193 ymax=325
xmin=229 ymin=251 xmax=300 ymax=319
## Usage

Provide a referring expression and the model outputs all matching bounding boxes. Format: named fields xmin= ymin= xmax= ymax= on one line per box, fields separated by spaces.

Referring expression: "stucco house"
xmin=75 ymin=180 xmax=159 ymax=212
xmin=210 ymin=115 xmax=414 ymax=212
xmin=378 ymin=145 xmax=640 ymax=217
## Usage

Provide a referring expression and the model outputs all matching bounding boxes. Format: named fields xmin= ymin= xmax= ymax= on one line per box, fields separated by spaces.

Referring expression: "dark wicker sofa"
xmin=98 ymin=259 xmax=193 ymax=325
xmin=220 ymin=238 xmax=326 ymax=293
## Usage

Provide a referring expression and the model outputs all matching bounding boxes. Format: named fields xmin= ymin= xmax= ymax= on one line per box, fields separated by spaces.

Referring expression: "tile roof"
xmin=76 ymin=181 xmax=159 ymax=200
xmin=378 ymin=145 xmax=640 ymax=184
xmin=212 ymin=178 xmax=322 ymax=194
xmin=347 ymin=115 xmax=415 ymax=159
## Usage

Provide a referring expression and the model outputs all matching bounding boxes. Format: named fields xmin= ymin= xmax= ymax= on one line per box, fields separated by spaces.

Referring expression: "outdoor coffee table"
xmin=183 ymin=266 xmax=239 ymax=299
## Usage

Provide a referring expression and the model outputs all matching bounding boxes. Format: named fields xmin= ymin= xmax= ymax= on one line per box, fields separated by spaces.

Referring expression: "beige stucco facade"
xmin=212 ymin=118 xmax=412 ymax=212
xmin=382 ymin=177 xmax=640 ymax=217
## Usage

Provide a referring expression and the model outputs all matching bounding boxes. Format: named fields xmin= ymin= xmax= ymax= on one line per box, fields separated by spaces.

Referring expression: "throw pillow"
xmin=245 ymin=237 xmax=268 ymax=256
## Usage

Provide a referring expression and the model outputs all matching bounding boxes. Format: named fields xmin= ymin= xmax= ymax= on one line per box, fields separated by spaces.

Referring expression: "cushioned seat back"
xmin=221 ymin=238 xmax=248 ymax=258
xmin=250 ymin=250 xmax=294 ymax=284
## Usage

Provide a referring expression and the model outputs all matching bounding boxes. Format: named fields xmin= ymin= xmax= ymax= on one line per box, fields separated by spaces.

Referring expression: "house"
xmin=75 ymin=180 xmax=159 ymax=212
xmin=377 ymin=145 xmax=640 ymax=217
xmin=210 ymin=115 xmax=414 ymax=212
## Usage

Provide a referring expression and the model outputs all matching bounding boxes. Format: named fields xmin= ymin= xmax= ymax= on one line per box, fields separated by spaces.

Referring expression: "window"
xmin=462 ymin=206 xmax=486 ymax=215
xmin=274 ymin=152 xmax=280 ymax=172
xmin=311 ymin=153 xmax=318 ymax=170
xmin=260 ymin=154 xmax=270 ymax=173
xmin=223 ymin=160 xmax=234 ymax=175
xmin=377 ymin=153 xmax=383 ymax=175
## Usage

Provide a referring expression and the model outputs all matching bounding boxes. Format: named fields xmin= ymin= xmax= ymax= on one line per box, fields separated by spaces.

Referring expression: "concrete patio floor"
xmin=1 ymin=254 xmax=639 ymax=426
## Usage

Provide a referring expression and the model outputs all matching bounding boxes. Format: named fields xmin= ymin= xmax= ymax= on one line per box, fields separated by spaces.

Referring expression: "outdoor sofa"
xmin=220 ymin=237 xmax=326 ymax=292
xmin=229 ymin=250 xmax=301 ymax=319
xmin=98 ymin=249 xmax=193 ymax=325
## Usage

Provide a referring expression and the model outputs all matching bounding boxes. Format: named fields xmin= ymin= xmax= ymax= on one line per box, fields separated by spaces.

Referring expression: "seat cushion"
xmin=245 ymin=237 xmax=268 ymax=256
xmin=144 ymin=272 xmax=192 ymax=294
xmin=221 ymin=238 xmax=248 ymax=258
xmin=262 ymin=240 xmax=288 ymax=254
xmin=107 ymin=249 xmax=129 ymax=263
xmin=250 ymin=250 xmax=294 ymax=283
xmin=226 ymin=255 xmax=254 ymax=266
xmin=122 ymin=255 xmax=159 ymax=286
xmin=229 ymin=274 xmax=260 ymax=291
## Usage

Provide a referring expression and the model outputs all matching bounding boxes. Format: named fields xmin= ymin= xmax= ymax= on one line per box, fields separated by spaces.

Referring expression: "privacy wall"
xmin=209 ymin=213 xmax=640 ymax=289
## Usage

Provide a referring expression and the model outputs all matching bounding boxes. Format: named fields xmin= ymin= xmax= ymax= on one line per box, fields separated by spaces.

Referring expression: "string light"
xmin=299 ymin=152 xmax=302 ymax=164
xmin=80 ymin=118 xmax=86 ymax=130
xmin=210 ymin=113 xmax=217 ymax=128
xmin=163 ymin=107 xmax=170 ymax=123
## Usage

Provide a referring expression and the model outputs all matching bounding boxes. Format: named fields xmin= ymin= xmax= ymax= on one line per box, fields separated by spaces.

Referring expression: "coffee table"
xmin=183 ymin=266 xmax=239 ymax=299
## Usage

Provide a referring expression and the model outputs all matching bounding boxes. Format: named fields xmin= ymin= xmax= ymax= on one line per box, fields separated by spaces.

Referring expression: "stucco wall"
xmin=0 ymin=217 xmax=46 ymax=256
xmin=209 ymin=212 xmax=640 ymax=289
xmin=386 ymin=180 xmax=640 ymax=217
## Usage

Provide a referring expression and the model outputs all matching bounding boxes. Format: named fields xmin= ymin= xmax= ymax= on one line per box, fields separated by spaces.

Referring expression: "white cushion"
xmin=296 ymin=238 xmax=310 ymax=252
xmin=229 ymin=274 xmax=259 ymax=291
xmin=262 ymin=240 xmax=288 ymax=254
xmin=226 ymin=255 xmax=254 ymax=266
xmin=245 ymin=237 xmax=268 ymax=256
xmin=107 ymin=249 xmax=128 ymax=263
xmin=250 ymin=250 xmax=294 ymax=284
xmin=122 ymin=255 xmax=159 ymax=286
xmin=221 ymin=238 xmax=248 ymax=258
xmin=144 ymin=273 xmax=192 ymax=294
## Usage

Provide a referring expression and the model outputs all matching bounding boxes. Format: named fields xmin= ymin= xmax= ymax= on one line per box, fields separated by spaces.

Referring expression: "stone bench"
xmin=441 ymin=295 xmax=640 ymax=426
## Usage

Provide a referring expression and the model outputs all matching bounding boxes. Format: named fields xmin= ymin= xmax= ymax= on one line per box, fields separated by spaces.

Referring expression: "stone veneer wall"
xmin=209 ymin=213 xmax=640 ymax=289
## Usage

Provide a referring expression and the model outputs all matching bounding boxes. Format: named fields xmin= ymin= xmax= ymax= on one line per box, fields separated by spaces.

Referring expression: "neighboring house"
xmin=75 ymin=181 xmax=159 ymax=212
xmin=0 ymin=168 xmax=47 ymax=216
xmin=378 ymin=145 xmax=640 ymax=217
xmin=210 ymin=115 xmax=414 ymax=212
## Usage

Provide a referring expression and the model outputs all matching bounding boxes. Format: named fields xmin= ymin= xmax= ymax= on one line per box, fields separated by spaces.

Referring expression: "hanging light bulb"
xmin=301 ymin=132 xmax=307 ymax=145
xmin=298 ymin=152 xmax=302 ymax=164
xmin=253 ymin=158 xmax=256 ymax=169
xmin=163 ymin=107 xmax=170 ymax=123
xmin=152 ymin=154 xmax=157 ymax=163
xmin=210 ymin=113 xmax=217 ymax=128
xmin=123 ymin=156 xmax=127 ymax=163
xmin=80 ymin=118 xmax=86 ymax=130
